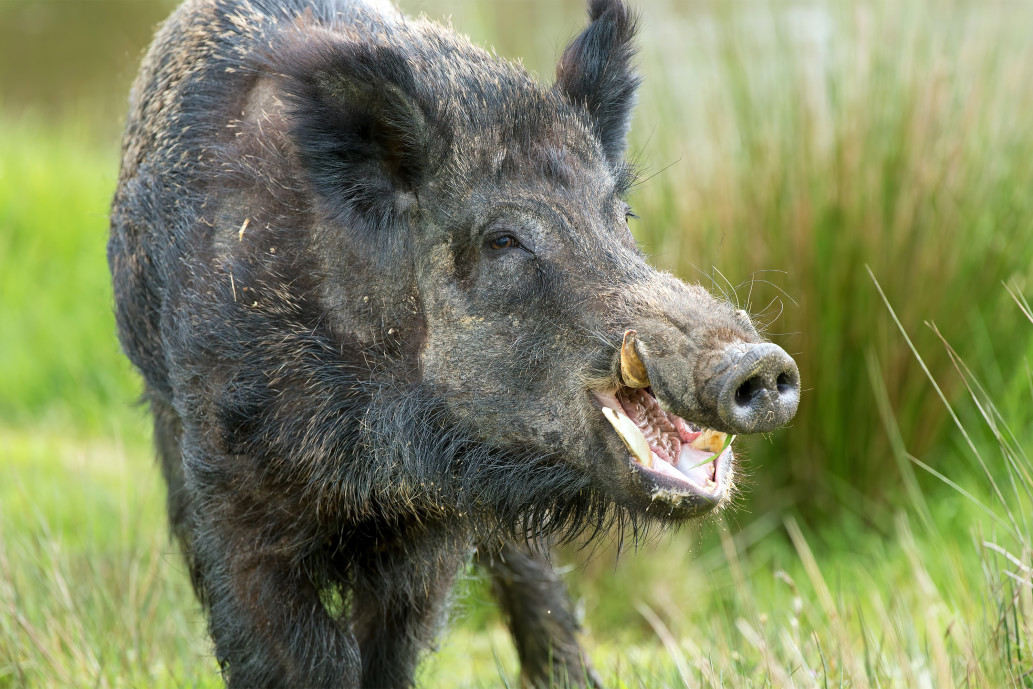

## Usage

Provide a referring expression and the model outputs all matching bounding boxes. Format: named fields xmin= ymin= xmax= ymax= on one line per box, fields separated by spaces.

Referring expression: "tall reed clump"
xmin=617 ymin=0 xmax=1033 ymax=512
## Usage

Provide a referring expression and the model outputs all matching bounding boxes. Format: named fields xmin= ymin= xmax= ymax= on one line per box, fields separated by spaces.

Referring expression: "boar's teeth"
xmin=620 ymin=330 xmax=651 ymax=389
xmin=690 ymin=429 xmax=728 ymax=454
xmin=601 ymin=406 xmax=653 ymax=468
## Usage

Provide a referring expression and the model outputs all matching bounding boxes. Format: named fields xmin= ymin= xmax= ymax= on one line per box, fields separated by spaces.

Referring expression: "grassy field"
xmin=4 ymin=420 xmax=1031 ymax=688
xmin=3 ymin=0 xmax=1033 ymax=686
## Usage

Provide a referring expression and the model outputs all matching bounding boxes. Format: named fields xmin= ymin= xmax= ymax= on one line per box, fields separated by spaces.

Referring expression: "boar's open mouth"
xmin=594 ymin=386 xmax=733 ymax=505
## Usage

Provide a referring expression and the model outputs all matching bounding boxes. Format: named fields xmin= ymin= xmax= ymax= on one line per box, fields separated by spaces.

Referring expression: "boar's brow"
xmin=494 ymin=146 xmax=578 ymax=188
xmin=468 ymin=199 xmax=561 ymax=237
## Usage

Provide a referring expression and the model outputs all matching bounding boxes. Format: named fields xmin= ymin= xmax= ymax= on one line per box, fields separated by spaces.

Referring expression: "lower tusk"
xmin=601 ymin=406 xmax=653 ymax=468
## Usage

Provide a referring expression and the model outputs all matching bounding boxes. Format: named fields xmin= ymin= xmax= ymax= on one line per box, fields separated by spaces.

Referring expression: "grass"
xmin=2 ymin=0 xmax=1033 ymax=686
xmin=3 ymin=392 xmax=1031 ymax=687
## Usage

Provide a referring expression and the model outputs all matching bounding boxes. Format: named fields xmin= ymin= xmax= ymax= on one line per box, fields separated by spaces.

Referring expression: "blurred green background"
xmin=2 ymin=1 xmax=1032 ymax=687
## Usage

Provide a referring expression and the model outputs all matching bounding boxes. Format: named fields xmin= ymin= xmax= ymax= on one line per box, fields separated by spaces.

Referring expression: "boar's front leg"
xmin=348 ymin=528 xmax=469 ymax=689
xmin=185 ymin=472 xmax=361 ymax=687
xmin=477 ymin=542 xmax=602 ymax=689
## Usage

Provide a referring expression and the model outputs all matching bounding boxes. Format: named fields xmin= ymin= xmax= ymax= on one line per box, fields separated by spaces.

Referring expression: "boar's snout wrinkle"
xmin=108 ymin=0 xmax=799 ymax=686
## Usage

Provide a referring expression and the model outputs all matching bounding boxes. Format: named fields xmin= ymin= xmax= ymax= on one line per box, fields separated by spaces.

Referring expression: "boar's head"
xmin=279 ymin=0 xmax=799 ymax=526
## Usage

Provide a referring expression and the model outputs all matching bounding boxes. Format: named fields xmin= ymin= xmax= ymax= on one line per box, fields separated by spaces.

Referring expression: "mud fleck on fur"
xmin=108 ymin=0 xmax=800 ymax=687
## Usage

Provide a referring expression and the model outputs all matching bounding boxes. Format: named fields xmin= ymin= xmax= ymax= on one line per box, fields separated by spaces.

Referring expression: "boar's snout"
xmin=712 ymin=342 xmax=800 ymax=434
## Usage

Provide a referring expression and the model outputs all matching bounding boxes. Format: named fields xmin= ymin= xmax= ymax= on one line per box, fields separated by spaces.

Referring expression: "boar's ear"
xmin=555 ymin=0 xmax=640 ymax=166
xmin=281 ymin=42 xmax=448 ymax=232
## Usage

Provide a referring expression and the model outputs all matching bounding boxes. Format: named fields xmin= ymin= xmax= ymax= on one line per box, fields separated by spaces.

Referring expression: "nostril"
xmin=715 ymin=342 xmax=800 ymax=433
xmin=734 ymin=375 xmax=765 ymax=408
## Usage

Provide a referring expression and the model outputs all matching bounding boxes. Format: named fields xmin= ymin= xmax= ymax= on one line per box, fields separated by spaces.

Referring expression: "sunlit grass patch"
xmin=0 ymin=116 xmax=143 ymax=438
xmin=0 ymin=428 xmax=220 ymax=688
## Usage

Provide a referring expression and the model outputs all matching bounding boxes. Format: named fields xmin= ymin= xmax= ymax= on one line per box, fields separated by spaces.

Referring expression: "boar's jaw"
xmin=594 ymin=386 xmax=734 ymax=515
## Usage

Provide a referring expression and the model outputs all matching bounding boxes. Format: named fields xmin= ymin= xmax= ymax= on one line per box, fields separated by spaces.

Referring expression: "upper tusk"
xmin=620 ymin=329 xmax=651 ymax=388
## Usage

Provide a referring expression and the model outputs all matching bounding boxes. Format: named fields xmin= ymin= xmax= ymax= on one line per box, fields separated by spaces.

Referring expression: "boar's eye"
xmin=621 ymin=205 xmax=638 ymax=241
xmin=486 ymin=233 xmax=522 ymax=251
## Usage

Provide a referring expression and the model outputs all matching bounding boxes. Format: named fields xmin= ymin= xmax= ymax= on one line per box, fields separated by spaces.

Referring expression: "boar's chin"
xmin=593 ymin=386 xmax=735 ymax=519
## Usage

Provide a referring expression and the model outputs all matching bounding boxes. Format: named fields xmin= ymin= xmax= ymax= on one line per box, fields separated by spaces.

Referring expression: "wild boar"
xmin=108 ymin=0 xmax=800 ymax=686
